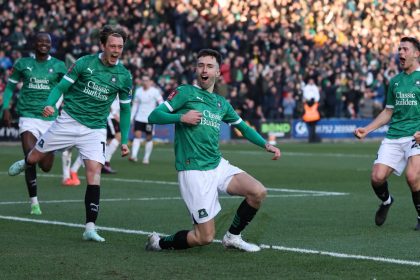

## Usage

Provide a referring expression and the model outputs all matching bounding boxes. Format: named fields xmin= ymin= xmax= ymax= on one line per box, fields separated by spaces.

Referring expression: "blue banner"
xmin=292 ymin=119 xmax=388 ymax=139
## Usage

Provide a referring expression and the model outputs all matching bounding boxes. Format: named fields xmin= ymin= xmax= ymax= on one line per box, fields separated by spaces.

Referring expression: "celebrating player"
xmin=8 ymin=25 xmax=132 ymax=242
xmin=145 ymin=49 xmax=280 ymax=252
xmin=1 ymin=32 xmax=67 ymax=215
xmin=354 ymin=37 xmax=420 ymax=229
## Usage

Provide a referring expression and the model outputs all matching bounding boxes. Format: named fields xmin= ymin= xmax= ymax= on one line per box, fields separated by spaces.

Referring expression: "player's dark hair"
xmin=197 ymin=49 xmax=222 ymax=66
xmin=99 ymin=25 xmax=127 ymax=45
xmin=401 ymin=37 xmax=420 ymax=51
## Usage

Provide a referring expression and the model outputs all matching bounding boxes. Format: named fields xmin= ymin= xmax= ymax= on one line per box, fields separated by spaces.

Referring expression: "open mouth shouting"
xmin=399 ymin=57 xmax=406 ymax=67
xmin=108 ymin=54 xmax=119 ymax=65
xmin=201 ymin=75 xmax=209 ymax=82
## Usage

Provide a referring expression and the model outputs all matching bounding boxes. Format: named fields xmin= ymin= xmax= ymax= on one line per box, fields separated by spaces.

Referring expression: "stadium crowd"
xmin=0 ymin=0 xmax=418 ymax=123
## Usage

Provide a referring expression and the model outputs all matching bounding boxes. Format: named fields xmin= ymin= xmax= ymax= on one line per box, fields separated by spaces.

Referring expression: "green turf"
xmin=0 ymin=141 xmax=419 ymax=279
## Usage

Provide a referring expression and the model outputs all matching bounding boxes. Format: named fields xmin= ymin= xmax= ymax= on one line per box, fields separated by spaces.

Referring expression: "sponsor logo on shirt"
xmin=395 ymin=91 xmax=418 ymax=106
xmin=200 ymin=110 xmax=222 ymax=128
xmin=82 ymin=81 xmax=109 ymax=101
xmin=28 ymin=77 xmax=50 ymax=90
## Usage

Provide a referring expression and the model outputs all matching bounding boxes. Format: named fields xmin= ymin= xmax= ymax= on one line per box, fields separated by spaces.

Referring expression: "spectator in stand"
xmin=0 ymin=0 xmax=418 ymax=126
xmin=358 ymin=88 xmax=375 ymax=119
xmin=282 ymin=91 xmax=296 ymax=122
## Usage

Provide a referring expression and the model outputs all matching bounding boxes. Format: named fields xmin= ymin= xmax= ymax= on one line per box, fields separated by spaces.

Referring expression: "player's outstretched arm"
xmin=120 ymin=144 xmax=130 ymax=157
xmin=265 ymin=143 xmax=281 ymax=160
xmin=234 ymin=121 xmax=281 ymax=160
xmin=354 ymin=108 xmax=393 ymax=139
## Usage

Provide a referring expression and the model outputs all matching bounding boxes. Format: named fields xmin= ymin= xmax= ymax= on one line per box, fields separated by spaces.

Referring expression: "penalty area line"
xmin=0 ymin=215 xmax=418 ymax=267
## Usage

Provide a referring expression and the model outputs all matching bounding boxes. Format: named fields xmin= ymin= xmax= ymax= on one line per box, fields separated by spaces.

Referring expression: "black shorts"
xmin=107 ymin=118 xmax=120 ymax=139
xmin=134 ymin=121 xmax=153 ymax=135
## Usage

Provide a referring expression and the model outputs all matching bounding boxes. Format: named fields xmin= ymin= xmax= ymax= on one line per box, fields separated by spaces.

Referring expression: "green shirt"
xmin=385 ymin=69 xmax=420 ymax=139
xmin=164 ymin=84 xmax=241 ymax=171
xmin=62 ymin=53 xmax=132 ymax=129
xmin=8 ymin=55 xmax=66 ymax=120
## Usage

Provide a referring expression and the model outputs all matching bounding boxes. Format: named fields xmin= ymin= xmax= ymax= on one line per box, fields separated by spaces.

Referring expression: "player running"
xmin=8 ymin=25 xmax=132 ymax=242
xmin=1 ymin=32 xmax=67 ymax=215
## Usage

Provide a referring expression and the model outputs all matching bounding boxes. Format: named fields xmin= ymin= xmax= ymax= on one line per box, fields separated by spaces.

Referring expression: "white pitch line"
xmin=0 ymin=214 xmax=418 ymax=267
xmin=0 ymin=193 xmax=339 ymax=206
xmin=260 ymin=245 xmax=420 ymax=267
xmin=0 ymin=171 xmax=348 ymax=196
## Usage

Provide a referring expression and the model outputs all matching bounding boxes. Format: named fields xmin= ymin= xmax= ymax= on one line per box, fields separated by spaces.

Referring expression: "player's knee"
xmin=39 ymin=162 xmax=53 ymax=172
xmin=39 ymin=154 xmax=54 ymax=172
xmin=406 ymin=171 xmax=420 ymax=190
xmin=371 ymin=171 xmax=387 ymax=185
xmin=197 ymin=233 xmax=214 ymax=245
xmin=252 ymin=184 xmax=267 ymax=203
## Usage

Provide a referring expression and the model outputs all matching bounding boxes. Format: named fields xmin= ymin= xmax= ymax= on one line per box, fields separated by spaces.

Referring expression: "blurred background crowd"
xmin=0 ymin=0 xmax=418 ymax=124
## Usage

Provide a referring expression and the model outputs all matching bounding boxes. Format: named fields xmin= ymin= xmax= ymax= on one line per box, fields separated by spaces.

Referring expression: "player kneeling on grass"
xmin=8 ymin=25 xmax=132 ymax=242
xmin=145 ymin=49 xmax=281 ymax=252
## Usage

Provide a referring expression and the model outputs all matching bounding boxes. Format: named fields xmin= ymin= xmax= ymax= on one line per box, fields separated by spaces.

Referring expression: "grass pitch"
xmin=0 ymin=141 xmax=419 ymax=279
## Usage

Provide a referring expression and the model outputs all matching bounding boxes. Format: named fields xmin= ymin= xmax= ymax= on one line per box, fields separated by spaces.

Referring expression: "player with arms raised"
xmin=145 ymin=49 xmax=280 ymax=252
xmin=8 ymin=25 xmax=132 ymax=242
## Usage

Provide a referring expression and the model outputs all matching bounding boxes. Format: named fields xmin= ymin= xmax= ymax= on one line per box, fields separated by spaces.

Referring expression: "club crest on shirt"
xmin=48 ymin=68 xmax=53 ymax=73
xmin=415 ymin=80 xmax=420 ymax=87
xmin=217 ymin=101 xmax=221 ymax=109
xmin=111 ymin=75 xmax=117 ymax=83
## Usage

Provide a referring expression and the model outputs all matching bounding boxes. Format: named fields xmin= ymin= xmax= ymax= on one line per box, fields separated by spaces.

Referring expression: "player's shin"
xmin=372 ymin=181 xmax=390 ymax=203
xmin=228 ymin=199 xmax=258 ymax=235
xmin=411 ymin=191 xmax=420 ymax=224
xmin=85 ymin=185 xmax=100 ymax=225
xmin=25 ymin=164 xmax=37 ymax=199
xmin=159 ymin=230 xmax=190 ymax=250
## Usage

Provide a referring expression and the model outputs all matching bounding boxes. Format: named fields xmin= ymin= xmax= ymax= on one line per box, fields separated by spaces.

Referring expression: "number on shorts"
xmin=101 ymin=141 xmax=105 ymax=153
xmin=411 ymin=139 xmax=419 ymax=149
